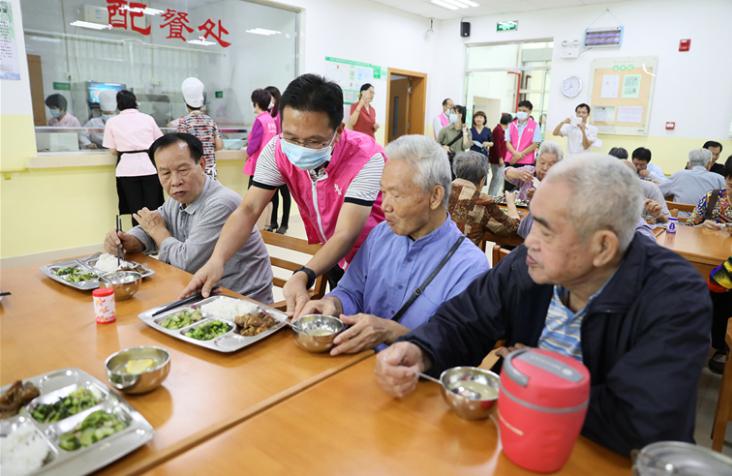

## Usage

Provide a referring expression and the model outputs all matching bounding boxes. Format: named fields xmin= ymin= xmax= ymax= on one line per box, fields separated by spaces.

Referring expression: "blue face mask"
xmin=280 ymin=132 xmax=337 ymax=170
xmin=516 ymin=111 xmax=528 ymax=121
xmin=49 ymin=108 xmax=62 ymax=118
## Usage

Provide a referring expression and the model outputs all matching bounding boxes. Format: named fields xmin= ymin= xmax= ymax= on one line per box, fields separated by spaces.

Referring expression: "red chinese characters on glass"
xmin=106 ymin=0 xmax=150 ymax=35
xmin=198 ymin=18 xmax=231 ymax=47
xmin=160 ymin=9 xmax=193 ymax=41
xmin=106 ymin=0 xmax=127 ymax=29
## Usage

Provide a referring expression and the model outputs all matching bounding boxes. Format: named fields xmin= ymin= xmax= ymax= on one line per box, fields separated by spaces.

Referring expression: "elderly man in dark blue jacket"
xmin=375 ymin=155 xmax=711 ymax=456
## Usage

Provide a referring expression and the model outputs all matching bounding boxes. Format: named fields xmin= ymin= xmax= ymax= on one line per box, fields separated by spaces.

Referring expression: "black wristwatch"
xmin=294 ymin=266 xmax=316 ymax=289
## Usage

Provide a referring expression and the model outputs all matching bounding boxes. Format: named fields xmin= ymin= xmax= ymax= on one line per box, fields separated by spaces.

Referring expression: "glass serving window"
xmin=21 ymin=0 xmax=299 ymax=154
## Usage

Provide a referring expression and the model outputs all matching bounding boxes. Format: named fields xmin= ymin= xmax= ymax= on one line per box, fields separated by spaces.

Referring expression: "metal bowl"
xmin=439 ymin=366 xmax=500 ymax=420
xmin=101 ymin=270 xmax=142 ymax=300
xmin=291 ymin=314 xmax=344 ymax=353
xmin=105 ymin=346 xmax=171 ymax=394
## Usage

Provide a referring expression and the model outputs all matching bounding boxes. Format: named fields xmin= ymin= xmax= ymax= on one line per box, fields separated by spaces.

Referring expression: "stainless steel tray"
xmin=0 ymin=368 xmax=154 ymax=475
xmin=40 ymin=254 xmax=155 ymax=291
xmin=138 ymin=295 xmax=288 ymax=353
xmin=491 ymin=195 xmax=530 ymax=208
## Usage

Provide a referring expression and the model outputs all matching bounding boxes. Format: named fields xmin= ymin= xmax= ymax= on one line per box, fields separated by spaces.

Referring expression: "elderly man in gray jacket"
xmin=104 ymin=133 xmax=273 ymax=303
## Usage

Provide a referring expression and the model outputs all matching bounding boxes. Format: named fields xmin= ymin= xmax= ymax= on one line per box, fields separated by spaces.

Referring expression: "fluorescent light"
xmin=69 ymin=20 xmax=112 ymax=30
xmin=245 ymin=28 xmax=281 ymax=36
xmin=430 ymin=0 xmax=459 ymax=10
xmin=122 ymin=5 xmax=164 ymax=15
xmin=187 ymin=37 xmax=216 ymax=46
xmin=441 ymin=0 xmax=470 ymax=8
xmin=452 ymin=0 xmax=479 ymax=6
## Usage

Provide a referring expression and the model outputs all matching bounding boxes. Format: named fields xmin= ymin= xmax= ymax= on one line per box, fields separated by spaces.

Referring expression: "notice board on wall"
xmin=324 ymin=56 xmax=384 ymax=104
xmin=590 ymin=57 xmax=657 ymax=136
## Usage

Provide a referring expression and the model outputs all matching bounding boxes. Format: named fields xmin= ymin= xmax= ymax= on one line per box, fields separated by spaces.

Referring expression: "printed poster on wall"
xmin=0 ymin=0 xmax=20 ymax=80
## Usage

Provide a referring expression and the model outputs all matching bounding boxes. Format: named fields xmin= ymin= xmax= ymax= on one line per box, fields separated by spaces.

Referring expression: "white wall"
xmin=429 ymin=0 xmax=732 ymax=141
xmin=276 ymin=0 xmax=437 ymax=137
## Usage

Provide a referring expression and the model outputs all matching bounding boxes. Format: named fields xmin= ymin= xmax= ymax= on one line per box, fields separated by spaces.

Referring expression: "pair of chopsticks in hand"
xmin=115 ymin=215 xmax=123 ymax=266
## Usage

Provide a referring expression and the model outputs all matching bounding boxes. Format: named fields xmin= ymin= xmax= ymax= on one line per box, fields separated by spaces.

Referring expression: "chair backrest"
xmin=491 ymin=244 xmax=511 ymax=267
xmin=712 ymin=318 xmax=732 ymax=452
xmin=261 ymin=230 xmax=327 ymax=310
xmin=666 ymin=201 xmax=696 ymax=214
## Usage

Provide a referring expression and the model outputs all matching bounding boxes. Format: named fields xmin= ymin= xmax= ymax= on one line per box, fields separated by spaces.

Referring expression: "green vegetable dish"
xmin=31 ymin=388 xmax=101 ymax=423
xmin=53 ymin=266 xmax=97 ymax=283
xmin=159 ymin=308 xmax=204 ymax=330
xmin=184 ymin=320 xmax=231 ymax=341
xmin=58 ymin=410 xmax=128 ymax=451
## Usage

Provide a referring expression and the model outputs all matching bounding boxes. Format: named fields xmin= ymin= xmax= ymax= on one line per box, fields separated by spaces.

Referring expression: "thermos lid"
xmin=501 ymin=348 xmax=590 ymax=410
xmin=633 ymin=441 xmax=732 ymax=476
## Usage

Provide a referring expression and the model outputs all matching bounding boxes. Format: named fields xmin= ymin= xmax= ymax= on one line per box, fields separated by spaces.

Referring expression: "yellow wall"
xmin=1 ymin=124 xmax=730 ymax=259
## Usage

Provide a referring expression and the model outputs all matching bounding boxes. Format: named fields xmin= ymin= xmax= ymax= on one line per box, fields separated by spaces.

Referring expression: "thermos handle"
xmin=504 ymin=348 xmax=530 ymax=387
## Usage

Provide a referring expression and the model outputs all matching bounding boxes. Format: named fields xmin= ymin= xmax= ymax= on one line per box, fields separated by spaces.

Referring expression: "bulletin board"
xmin=589 ymin=57 xmax=658 ymax=136
xmin=324 ymin=56 xmax=384 ymax=104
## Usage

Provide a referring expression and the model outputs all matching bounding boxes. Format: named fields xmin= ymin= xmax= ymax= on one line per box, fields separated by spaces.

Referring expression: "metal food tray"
xmin=0 ymin=368 xmax=154 ymax=475
xmin=138 ymin=295 xmax=288 ymax=353
xmin=491 ymin=195 xmax=530 ymax=208
xmin=40 ymin=254 xmax=155 ymax=291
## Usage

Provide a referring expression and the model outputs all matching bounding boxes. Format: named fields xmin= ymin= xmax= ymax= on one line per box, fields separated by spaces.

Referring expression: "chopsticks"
xmin=151 ymin=288 xmax=220 ymax=317
xmin=115 ymin=215 xmax=123 ymax=267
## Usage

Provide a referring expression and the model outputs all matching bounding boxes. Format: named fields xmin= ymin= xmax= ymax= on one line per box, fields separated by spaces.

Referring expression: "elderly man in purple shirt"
xmin=298 ymin=135 xmax=489 ymax=355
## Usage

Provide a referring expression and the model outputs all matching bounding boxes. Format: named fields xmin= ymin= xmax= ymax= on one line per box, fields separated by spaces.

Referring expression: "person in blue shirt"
xmin=299 ymin=134 xmax=490 ymax=356
xmin=469 ymin=110 xmax=493 ymax=158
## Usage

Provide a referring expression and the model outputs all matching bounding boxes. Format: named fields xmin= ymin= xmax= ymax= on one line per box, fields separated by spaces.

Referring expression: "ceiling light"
xmin=122 ymin=5 xmax=164 ymax=15
xmin=441 ymin=0 xmax=470 ymax=8
xmin=187 ymin=37 xmax=216 ymax=46
xmin=430 ymin=0 xmax=459 ymax=11
xmin=245 ymin=28 xmax=281 ymax=36
xmin=69 ymin=20 xmax=112 ymax=30
xmin=452 ymin=0 xmax=480 ymax=6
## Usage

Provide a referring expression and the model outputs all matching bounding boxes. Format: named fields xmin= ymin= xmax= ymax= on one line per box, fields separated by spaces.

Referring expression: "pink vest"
xmin=438 ymin=112 xmax=450 ymax=128
xmin=273 ymin=129 xmax=385 ymax=265
xmin=244 ymin=112 xmax=278 ymax=175
xmin=505 ymin=118 xmax=538 ymax=165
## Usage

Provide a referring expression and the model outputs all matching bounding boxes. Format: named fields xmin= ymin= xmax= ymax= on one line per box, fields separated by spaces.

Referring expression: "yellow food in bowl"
xmin=124 ymin=358 xmax=156 ymax=375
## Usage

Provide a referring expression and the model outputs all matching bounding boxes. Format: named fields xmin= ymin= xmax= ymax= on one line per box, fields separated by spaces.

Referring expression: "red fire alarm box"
xmin=679 ymin=39 xmax=691 ymax=52
xmin=665 ymin=122 xmax=676 ymax=130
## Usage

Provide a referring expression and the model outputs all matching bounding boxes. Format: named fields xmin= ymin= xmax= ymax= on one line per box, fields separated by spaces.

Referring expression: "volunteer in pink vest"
xmin=432 ymin=98 xmax=454 ymax=140
xmin=244 ymin=89 xmax=278 ymax=182
xmin=183 ymin=74 xmax=386 ymax=318
xmin=504 ymin=99 xmax=542 ymax=191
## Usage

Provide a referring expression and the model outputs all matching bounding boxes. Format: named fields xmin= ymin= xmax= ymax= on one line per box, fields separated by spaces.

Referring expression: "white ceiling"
xmin=370 ymin=0 xmax=631 ymax=20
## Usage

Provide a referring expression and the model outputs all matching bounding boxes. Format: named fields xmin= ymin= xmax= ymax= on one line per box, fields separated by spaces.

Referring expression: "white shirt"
xmin=659 ymin=166 xmax=725 ymax=204
xmin=559 ymin=122 xmax=599 ymax=154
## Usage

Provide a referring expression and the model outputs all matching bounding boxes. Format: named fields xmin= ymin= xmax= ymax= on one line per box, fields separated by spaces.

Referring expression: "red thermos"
xmin=498 ymin=348 xmax=590 ymax=473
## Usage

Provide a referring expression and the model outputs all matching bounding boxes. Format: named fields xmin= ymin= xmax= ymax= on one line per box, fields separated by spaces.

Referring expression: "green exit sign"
xmin=215 ymin=90 xmax=223 ymax=98
xmin=497 ymin=20 xmax=518 ymax=32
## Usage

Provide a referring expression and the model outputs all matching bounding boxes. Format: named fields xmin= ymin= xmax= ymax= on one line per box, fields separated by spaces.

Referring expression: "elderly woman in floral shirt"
xmin=691 ymin=156 xmax=732 ymax=230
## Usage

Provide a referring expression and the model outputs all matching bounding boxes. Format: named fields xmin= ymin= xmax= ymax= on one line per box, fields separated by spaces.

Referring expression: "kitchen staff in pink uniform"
xmin=182 ymin=74 xmax=386 ymax=318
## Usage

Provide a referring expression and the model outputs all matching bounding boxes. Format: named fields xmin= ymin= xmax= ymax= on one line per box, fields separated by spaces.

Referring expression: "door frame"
xmin=384 ymin=67 xmax=428 ymax=142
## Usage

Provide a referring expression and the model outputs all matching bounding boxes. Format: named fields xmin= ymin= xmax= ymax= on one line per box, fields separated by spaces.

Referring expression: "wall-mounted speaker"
xmin=460 ymin=21 xmax=471 ymax=38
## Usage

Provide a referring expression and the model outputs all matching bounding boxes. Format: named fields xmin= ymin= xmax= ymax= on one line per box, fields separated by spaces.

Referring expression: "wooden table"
xmin=144 ymin=358 xmax=630 ymax=476
xmin=0 ymin=255 xmax=371 ymax=474
xmin=656 ymin=224 xmax=731 ymax=276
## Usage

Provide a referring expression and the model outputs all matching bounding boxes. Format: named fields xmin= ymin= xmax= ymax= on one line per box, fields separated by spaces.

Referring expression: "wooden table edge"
xmin=120 ymin=350 xmax=374 ymax=475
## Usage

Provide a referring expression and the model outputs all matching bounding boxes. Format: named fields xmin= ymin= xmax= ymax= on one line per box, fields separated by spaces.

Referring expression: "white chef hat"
xmin=99 ymin=90 xmax=117 ymax=112
xmin=181 ymin=77 xmax=205 ymax=108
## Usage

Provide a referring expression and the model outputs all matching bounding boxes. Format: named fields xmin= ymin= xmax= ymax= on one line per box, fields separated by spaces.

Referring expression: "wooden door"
xmin=27 ymin=54 xmax=46 ymax=126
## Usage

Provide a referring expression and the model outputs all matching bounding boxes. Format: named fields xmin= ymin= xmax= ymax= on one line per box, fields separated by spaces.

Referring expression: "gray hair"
xmin=688 ymin=148 xmax=712 ymax=168
xmin=538 ymin=141 xmax=564 ymax=161
xmin=385 ymin=135 xmax=452 ymax=208
xmin=543 ymin=154 xmax=642 ymax=251
xmin=453 ymin=151 xmax=489 ymax=185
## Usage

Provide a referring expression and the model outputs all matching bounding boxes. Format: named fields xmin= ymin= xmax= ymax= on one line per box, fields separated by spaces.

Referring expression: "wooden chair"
xmin=260 ymin=230 xmax=327 ymax=311
xmin=712 ymin=318 xmax=732 ymax=452
xmin=491 ymin=244 xmax=511 ymax=266
xmin=666 ymin=201 xmax=696 ymax=215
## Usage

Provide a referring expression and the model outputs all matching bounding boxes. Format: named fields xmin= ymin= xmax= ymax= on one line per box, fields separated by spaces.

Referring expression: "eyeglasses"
xmin=280 ymin=133 xmax=336 ymax=149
